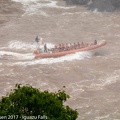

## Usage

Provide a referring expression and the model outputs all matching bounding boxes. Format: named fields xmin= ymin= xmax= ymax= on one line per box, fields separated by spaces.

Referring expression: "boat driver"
xmin=35 ymin=36 xmax=39 ymax=43
xmin=44 ymin=43 xmax=47 ymax=52
xmin=94 ymin=40 xmax=97 ymax=45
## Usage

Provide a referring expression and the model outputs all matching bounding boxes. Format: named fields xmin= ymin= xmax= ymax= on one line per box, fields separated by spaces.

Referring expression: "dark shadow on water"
xmin=94 ymin=50 xmax=109 ymax=56
xmin=64 ymin=0 xmax=120 ymax=12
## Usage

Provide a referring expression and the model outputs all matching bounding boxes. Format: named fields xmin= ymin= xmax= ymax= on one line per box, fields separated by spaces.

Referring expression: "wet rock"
xmin=87 ymin=0 xmax=115 ymax=12
xmin=64 ymin=0 xmax=120 ymax=12
xmin=64 ymin=0 xmax=89 ymax=5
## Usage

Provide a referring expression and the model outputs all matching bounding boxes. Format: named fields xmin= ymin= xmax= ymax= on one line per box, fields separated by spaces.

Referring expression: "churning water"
xmin=0 ymin=0 xmax=120 ymax=119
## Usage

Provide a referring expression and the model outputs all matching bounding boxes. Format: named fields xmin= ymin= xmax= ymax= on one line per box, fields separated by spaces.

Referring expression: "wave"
xmin=8 ymin=40 xmax=36 ymax=50
xmin=12 ymin=0 xmax=74 ymax=15
xmin=68 ymin=69 xmax=120 ymax=99
xmin=12 ymin=0 xmax=40 ymax=4
xmin=8 ymin=51 xmax=94 ymax=66
xmin=0 ymin=40 xmax=95 ymax=65
xmin=0 ymin=51 xmax=34 ymax=60
xmin=0 ymin=40 xmax=55 ymax=60
xmin=0 ymin=40 xmax=54 ymax=51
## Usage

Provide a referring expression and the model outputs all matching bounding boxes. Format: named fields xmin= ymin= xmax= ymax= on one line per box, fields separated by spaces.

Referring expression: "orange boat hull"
xmin=34 ymin=41 xmax=107 ymax=59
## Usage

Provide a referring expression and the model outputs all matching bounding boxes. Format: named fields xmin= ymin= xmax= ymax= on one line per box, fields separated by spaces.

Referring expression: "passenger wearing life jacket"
xmin=54 ymin=45 xmax=58 ymax=52
xmin=65 ymin=43 xmax=69 ymax=51
xmin=59 ymin=44 xmax=62 ymax=52
xmin=74 ymin=43 xmax=77 ymax=49
xmin=61 ymin=43 xmax=65 ymax=51
xmin=71 ymin=43 xmax=74 ymax=50
xmin=69 ymin=43 xmax=72 ymax=50
xmin=86 ymin=43 xmax=88 ymax=47
xmin=94 ymin=40 xmax=97 ymax=45
xmin=51 ymin=48 xmax=55 ymax=53
xmin=77 ymin=42 xmax=80 ymax=49
xmin=44 ymin=43 xmax=47 ymax=52
xmin=81 ymin=42 xmax=84 ymax=48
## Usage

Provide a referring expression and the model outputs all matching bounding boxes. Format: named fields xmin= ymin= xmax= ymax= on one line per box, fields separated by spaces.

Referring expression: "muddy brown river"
xmin=0 ymin=0 xmax=120 ymax=119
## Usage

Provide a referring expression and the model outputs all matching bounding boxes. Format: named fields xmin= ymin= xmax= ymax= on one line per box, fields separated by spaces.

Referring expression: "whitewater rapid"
xmin=1 ymin=0 xmax=120 ymax=120
xmin=12 ymin=0 xmax=74 ymax=16
xmin=0 ymin=40 xmax=94 ymax=66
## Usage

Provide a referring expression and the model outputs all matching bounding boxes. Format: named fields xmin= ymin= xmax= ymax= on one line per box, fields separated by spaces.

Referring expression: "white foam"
xmin=12 ymin=0 xmax=65 ymax=8
xmin=8 ymin=51 xmax=93 ymax=66
xmin=8 ymin=40 xmax=54 ymax=51
xmin=4 ymin=85 xmax=13 ymax=92
xmin=15 ymin=53 xmax=35 ymax=60
xmin=87 ymin=0 xmax=93 ymax=5
xmin=0 ymin=51 xmax=34 ymax=60
xmin=12 ymin=0 xmax=74 ymax=15
xmin=66 ymin=70 xmax=120 ymax=96
xmin=8 ymin=40 xmax=36 ymax=50
xmin=0 ymin=40 xmax=56 ymax=61
xmin=91 ymin=73 xmax=119 ymax=89
xmin=93 ymin=8 xmax=99 ymax=13
xmin=95 ymin=114 xmax=110 ymax=120
xmin=12 ymin=0 xmax=40 ymax=4
xmin=0 ymin=51 xmax=20 ymax=56
xmin=0 ymin=68 xmax=4 ymax=72
xmin=1 ymin=40 xmax=94 ymax=65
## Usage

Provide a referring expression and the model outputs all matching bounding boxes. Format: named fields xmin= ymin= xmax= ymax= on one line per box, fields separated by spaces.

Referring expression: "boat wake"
xmin=9 ymin=51 xmax=94 ymax=66
xmin=8 ymin=40 xmax=36 ymax=51
xmin=0 ymin=50 xmax=94 ymax=66
xmin=12 ymin=0 xmax=74 ymax=16
xmin=0 ymin=51 xmax=34 ymax=60
xmin=7 ymin=40 xmax=54 ymax=51
xmin=0 ymin=40 xmax=95 ymax=65
xmin=0 ymin=40 xmax=35 ymax=60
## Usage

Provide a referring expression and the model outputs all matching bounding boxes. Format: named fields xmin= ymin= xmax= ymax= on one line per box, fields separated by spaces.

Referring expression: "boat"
xmin=33 ymin=40 xmax=107 ymax=59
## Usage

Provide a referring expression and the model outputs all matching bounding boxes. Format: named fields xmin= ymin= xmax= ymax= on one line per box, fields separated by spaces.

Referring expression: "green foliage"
xmin=0 ymin=84 xmax=79 ymax=120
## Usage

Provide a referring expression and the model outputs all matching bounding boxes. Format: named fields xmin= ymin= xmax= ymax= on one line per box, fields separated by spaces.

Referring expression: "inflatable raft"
xmin=33 ymin=40 xmax=107 ymax=59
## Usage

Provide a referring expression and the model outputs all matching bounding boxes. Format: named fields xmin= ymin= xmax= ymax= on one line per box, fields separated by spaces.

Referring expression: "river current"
xmin=0 ymin=0 xmax=120 ymax=119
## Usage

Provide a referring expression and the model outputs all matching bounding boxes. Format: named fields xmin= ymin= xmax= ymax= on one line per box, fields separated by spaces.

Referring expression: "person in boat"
xmin=59 ymin=44 xmax=62 ymax=52
xmin=69 ymin=43 xmax=72 ymax=50
xmin=86 ymin=43 xmax=89 ymax=47
xmin=65 ymin=43 xmax=69 ymax=51
xmin=94 ymin=40 xmax=97 ymax=45
xmin=34 ymin=36 xmax=40 ymax=51
xmin=77 ymin=42 xmax=80 ymax=49
xmin=54 ymin=45 xmax=58 ymax=52
xmin=61 ymin=43 xmax=65 ymax=51
xmin=44 ymin=43 xmax=47 ymax=52
xmin=81 ymin=42 xmax=84 ymax=48
xmin=52 ymin=48 xmax=56 ymax=53
xmin=70 ymin=43 xmax=74 ymax=50
xmin=54 ymin=45 xmax=57 ymax=49
xmin=35 ymin=36 xmax=39 ymax=43
xmin=74 ymin=43 xmax=77 ymax=49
